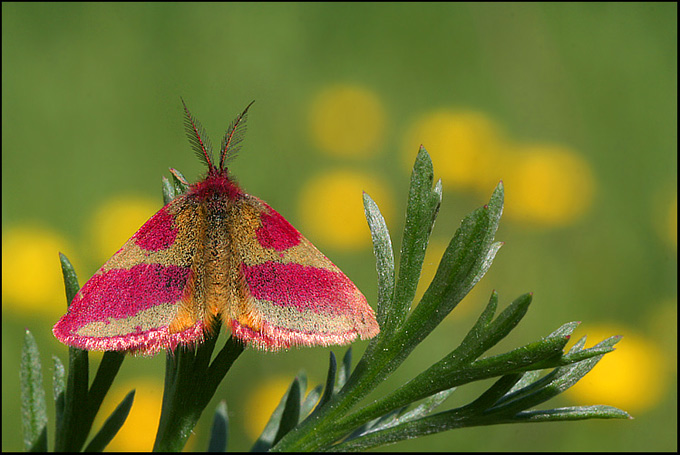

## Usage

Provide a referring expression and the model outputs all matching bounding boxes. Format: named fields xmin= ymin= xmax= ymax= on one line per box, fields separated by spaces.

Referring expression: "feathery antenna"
xmin=181 ymin=98 xmax=214 ymax=170
xmin=219 ymin=100 xmax=255 ymax=169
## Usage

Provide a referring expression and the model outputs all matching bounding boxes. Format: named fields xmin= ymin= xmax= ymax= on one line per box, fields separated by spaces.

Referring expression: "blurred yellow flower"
xmin=89 ymin=196 xmax=160 ymax=263
xmin=503 ymin=144 xmax=595 ymax=226
xmin=97 ymin=377 xmax=169 ymax=452
xmin=403 ymin=110 xmax=506 ymax=191
xmin=299 ymin=170 xmax=393 ymax=250
xmin=565 ymin=326 xmax=669 ymax=414
xmin=309 ymin=85 xmax=386 ymax=157
xmin=243 ymin=376 xmax=299 ymax=441
xmin=2 ymin=225 xmax=73 ymax=318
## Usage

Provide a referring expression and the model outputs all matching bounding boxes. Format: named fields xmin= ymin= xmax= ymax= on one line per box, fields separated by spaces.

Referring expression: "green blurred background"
xmin=2 ymin=3 xmax=676 ymax=451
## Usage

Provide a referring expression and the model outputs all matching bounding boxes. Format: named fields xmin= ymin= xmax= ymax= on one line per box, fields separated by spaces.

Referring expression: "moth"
xmin=53 ymin=100 xmax=379 ymax=355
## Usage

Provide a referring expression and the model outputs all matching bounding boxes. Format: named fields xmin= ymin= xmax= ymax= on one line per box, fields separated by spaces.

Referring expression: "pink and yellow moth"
xmin=53 ymin=100 xmax=379 ymax=355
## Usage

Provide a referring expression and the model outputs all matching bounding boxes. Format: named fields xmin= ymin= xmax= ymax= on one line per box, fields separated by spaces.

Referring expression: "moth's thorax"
xmin=188 ymin=169 xmax=243 ymax=202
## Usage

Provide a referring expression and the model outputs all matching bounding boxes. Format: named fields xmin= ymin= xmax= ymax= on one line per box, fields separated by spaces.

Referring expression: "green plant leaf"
xmin=55 ymin=253 xmax=93 ymax=452
xmin=363 ymin=192 xmax=395 ymax=330
xmin=301 ymin=385 xmax=323 ymax=419
xmin=21 ymin=330 xmax=48 ymax=452
xmin=512 ymin=405 xmax=630 ymax=421
xmin=273 ymin=377 xmax=302 ymax=446
xmin=86 ymin=351 xmax=126 ymax=428
xmin=59 ymin=252 xmax=80 ymax=306
xmin=462 ymin=374 xmax=525 ymax=414
xmin=370 ymin=386 xmax=457 ymax=434
xmin=449 ymin=291 xmax=533 ymax=368
xmin=207 ymin=401 xmax=228 ymax=452
xmin=337 ymin=347 xmax=352 ymax=391
xmin=346 ymin=406 xmax=409 ymax=442
xmin=83 ymin=390 xmax=135 ymax=452
xmin=162 ymin=176 xmax=177 ymax=204
xmin=389 ymin=146 xmax=442 ymax=336
xmin=52 ymin=355 xmax=65 ymax=442
xmin=314 ymin=351 xmax=337 ymax=413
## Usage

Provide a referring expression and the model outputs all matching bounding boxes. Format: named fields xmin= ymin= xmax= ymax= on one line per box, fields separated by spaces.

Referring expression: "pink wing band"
xmin=242 ymin=262 xmax=361 ymax=314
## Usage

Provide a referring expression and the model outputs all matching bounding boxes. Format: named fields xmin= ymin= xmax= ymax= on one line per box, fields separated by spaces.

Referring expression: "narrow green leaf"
xmin=162 ymin=176 xmax=176 ymax=204
xmin=561 ymin=336 xmax=622 ymax=364
xmin=591 ymin=334 xmax=623 ymax=350
xmin=59 ymin=252 xmax=79 ymax=307
xmin=195 ymin=319 xmax=222 ymax=372
xmin=507 ymin=370 xmax=541 ymax=395
xmin=301 ymin=385 xmax=322 ymax=420
xmin=547 ymin=321 xmax=580 ymax=339
xmin=363 ymin=192 xmax=395 ymax=331
xmin=207 ymin=401 xmax=229 ymax=452
xmin=21 ymin=330 xmax=48 ymax=452
xmin=346 ymin=406 xmax=408 ymax=441
xmin=296 ymin=372 xmax=307 ymax=409
xmin=326 ymin=408 xmax=463 ymax=452
xmin=461 ymin=374 xmax=523 ymax=413
xmin=163 ymin=168 xmax=189 ymax=203
xmin=512 ymin=405 xmax=630 ymax=422
xmin=491 ymin=368 xmax=561 ymax=409
xmin=52 ymin=355 xmax=65 ymax=440
xmin=391 ymin=147 xmax=442 ymax=334
xmin=469 ymin=290 xmax=499 ymax=335
xmin=452 ymin=292 xmax=532 ymax=367
xmin=169 ymin=167 xmax=190 ymax=192
xmin=83 ymin=390 xmax=135 ymax=452
xmin=57 ymin=346 xmax=89 ymax=451
xmin=273 ymin=378 xmax=302 ymax=446
xmin=314 ymin=351 xmax=337 ymax=413
xmin=479 ymin=292 xmax=532 ymax=352
xmin=568 ymin=334 xmax=589 ymax=353
xmin=56 ymin=252 xmax=92 ymax=451
xmin=377 ymin=386 xmax=457 ymax=431
xmin=86 ymin=351 xmax=126 ymax=424
xmin=206 ymin=335 xmax=246 ymax=392
xmin=337 ymin=347 xmax=352 ymax=391
xmin=268 ymin=158 xmax=628 ymax=452
xmin=27 ymin=428 xmax=48 ymax=453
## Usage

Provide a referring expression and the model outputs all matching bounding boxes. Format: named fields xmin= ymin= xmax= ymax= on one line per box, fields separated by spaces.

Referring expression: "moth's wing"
xmin=226 ymin=194 xmax=380 ymax=350
xmin=53 ymin=195 xmax=206 ymax=355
